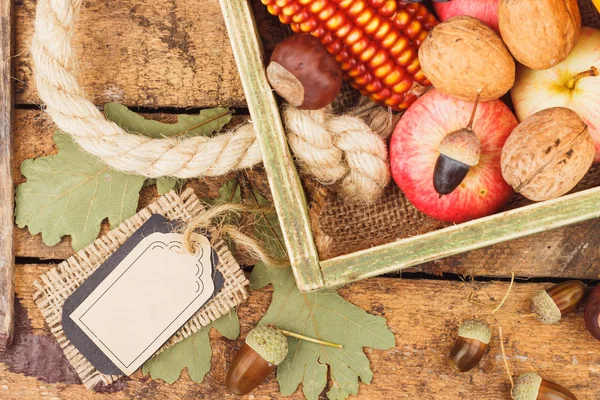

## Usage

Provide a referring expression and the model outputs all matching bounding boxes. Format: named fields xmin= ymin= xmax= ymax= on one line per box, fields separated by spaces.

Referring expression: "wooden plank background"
xmin=5 ymin=0 xmax=600 ymax=399
xmin=0 ymin=0 xmax=15 ymax=352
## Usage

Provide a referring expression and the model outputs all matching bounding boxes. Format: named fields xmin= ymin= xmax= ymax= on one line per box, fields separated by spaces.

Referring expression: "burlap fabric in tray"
xmin=32 ymin=188 xmax=249 ymax=389
xmin=309 ymin=0 xmax=600 ymax=260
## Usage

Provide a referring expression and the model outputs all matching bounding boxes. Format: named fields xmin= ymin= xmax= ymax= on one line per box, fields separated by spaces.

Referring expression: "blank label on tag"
xmin=69 ymin=231 xmax=215 ymax=375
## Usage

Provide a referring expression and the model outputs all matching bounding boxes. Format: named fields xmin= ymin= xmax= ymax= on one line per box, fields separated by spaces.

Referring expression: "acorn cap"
xmin=439 ymin=128 xmax=481 ymax=167
xmin=531 ymin=290 xmax=562 ymax=324
xmin=245 ymin=325 xmax=289 ymax=365
xmin=512 ymin=372 xmax=542 ymax=400
xmin=457 ymin=319 xmax=491 ymax=344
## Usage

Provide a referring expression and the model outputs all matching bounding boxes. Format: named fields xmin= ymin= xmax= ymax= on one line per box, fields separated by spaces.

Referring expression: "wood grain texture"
xmin=219 ymin=0 xmax=324 ymax=291
xmin=14 ymin=0 xmax=245 ymax=108
xmin=0 ymin=0 xmax=14 ymax=351
xmin=416 ymin=216 xmax=600 ymax=279
xmin=3 ymin=264 xmax=599 ymax=399
xmin=321 ymin=186 xmax=600 ymax=288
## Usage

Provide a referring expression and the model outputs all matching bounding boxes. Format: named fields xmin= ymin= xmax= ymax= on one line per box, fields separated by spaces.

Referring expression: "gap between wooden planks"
xmin=2 ymin=264 xmax=598 ymax=400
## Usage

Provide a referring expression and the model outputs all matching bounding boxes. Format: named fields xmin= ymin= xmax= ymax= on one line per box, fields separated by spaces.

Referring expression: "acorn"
xmin=512 ymin=372 xmax=577 ymax=400
xmin=433 ymin=91 xmax=482 ymax=196
xmin=225 ymin=325 xmax=288 ymax=396
xmin=449 ymin=319 xmax=491 ymax=372
xmin=531 ymin=280 xmax=585 ymax=324
xmin=584 ymin=284 xmax=600 ymax=341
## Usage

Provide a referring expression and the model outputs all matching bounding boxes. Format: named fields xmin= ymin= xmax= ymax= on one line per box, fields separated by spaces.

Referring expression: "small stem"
xmin=279 ymin=329 xmax=343 ymax=349
xmin=498 ymin=325 xmax=514 ymax=391
xmin=492 ymin=272 xmax=515 ymax=314
xmin=567 ymin=66 xmax=599 ymax=90
xmin=466 ymin=89 xmax=482 ymax=130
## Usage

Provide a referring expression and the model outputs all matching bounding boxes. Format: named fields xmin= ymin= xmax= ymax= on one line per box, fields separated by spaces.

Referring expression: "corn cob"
xmin=261 ymin=0 xmax=438 ymax=110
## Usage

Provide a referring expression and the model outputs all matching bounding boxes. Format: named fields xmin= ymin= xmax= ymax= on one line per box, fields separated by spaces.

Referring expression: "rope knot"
xmin=283 ymin=104 xmax=392 ymax=204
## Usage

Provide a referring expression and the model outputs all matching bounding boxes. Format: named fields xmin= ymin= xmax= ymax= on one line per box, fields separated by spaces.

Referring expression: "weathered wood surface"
xmin=14 ymin=0 xmax=245 ymax=108
xmin=1 ymin=264 xmax=598 ymax=399
xmin=7 ymin=0 xmax=600 ymax=398
xmin=0 ymin=0 xmax=14 ymax=351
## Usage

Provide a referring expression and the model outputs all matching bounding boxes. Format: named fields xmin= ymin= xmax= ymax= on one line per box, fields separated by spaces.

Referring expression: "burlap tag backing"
xmin=309 ymin=0 xmax=600 ymax=261
xmin=32 ymin=188 xmax=249 ymax=389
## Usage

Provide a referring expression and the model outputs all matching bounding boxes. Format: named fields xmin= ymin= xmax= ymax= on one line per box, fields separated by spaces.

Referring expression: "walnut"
xmin=501 ymin=108 xmax=594 ymax=201
xmin=418 ymin=16 xmax=515 ymax=102
xmin=499 ymin=0 xmax=581 ymax=70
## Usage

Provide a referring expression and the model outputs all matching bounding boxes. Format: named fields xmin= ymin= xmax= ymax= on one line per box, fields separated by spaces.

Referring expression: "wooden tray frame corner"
xmin=219 ymin=0 xmax=600 ymax=292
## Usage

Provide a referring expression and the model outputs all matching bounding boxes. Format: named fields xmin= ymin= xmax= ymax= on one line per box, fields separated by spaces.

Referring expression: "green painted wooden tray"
xmin=219 ymin=0 xmax=600 ymax=292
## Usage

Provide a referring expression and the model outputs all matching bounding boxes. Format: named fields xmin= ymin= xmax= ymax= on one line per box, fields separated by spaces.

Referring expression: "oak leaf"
xmin=247 ymin=187 xmax=395 ymax=400
xmin=142 ymin=311 xmax=240 ymax=384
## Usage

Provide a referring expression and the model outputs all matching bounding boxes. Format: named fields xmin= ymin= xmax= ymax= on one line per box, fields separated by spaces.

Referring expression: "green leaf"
xmin=104 ymin=103 xmax=232 ymax=139
xmin=251 ymin=262 xmax=395 ymax=400
xmin=15 ymin=133 xmax=146 ymax=250
xmin=204 ymin=178 xmax=242 ymax=206
xmin=156 ymin=177 xmax=184 ymax=195
xmin=142 ymin=310 xmax=240 ymax=384
xmin=247 ymin=191 xmax=394 ymax=400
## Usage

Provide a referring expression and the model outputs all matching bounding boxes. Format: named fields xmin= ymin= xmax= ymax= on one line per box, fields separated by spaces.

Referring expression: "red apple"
xmin=390 ymin=89 xmax=517 ymax=223
xmin=511 ymin=27 xmax=600 ymax=162
xmin=434 ymin=0 xmax=500 ymax=33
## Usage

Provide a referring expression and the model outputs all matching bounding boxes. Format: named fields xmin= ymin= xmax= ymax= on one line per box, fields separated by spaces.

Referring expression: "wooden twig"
xmin=0 ymin=0 xmax=14 ymax=351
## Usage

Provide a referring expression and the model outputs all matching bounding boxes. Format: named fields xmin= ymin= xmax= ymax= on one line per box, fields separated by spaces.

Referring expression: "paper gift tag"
xmin=62 ymin=214 xmax=224 ymax=376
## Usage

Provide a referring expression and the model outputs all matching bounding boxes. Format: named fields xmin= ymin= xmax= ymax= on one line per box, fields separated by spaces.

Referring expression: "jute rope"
xmin=31 ymin=0 xmax=391 ymax=203
xmin=31 ymin=0 xmax=262 ymax=178
xmin=284 ymin=105 xmax=391 ymax=204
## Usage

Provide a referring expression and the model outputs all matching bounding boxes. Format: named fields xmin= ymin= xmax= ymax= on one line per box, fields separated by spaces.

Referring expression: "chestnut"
xmin=267 ymin=34 xmax=342 ymax=110
xmin=584 ymin=284 xmax=600 ymax=341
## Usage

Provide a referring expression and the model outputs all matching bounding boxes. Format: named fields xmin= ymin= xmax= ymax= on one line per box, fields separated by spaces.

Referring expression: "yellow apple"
xmin=512 ymin=27 xmax=600 ymax=162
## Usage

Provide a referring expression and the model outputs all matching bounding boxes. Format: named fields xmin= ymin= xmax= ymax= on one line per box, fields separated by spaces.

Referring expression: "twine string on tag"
xmin=182 ymin=203 xmax=289 ymax=269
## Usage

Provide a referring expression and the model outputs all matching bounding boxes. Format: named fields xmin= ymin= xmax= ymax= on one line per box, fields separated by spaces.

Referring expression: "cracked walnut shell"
xmin=501 ymin=108 xmax=594 ymax=201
